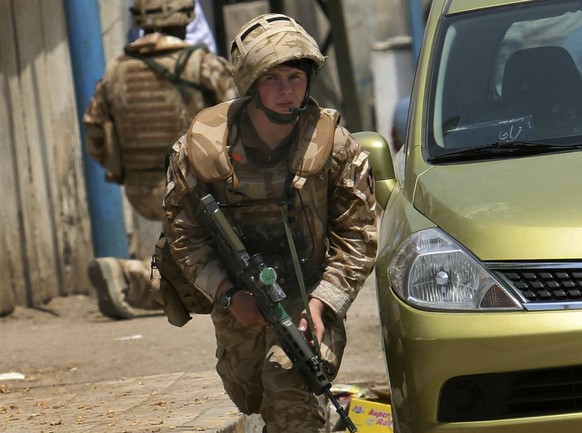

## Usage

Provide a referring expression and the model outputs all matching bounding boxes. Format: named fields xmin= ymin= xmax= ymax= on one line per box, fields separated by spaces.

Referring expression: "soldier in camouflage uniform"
xmin=83 ymin=0 xmax=237 ymax=319
xmin=162 ymin=13 xmax=377 ymax=433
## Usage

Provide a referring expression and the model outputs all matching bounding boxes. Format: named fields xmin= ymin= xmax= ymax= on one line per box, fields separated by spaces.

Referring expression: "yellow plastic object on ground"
xmin=346 ymin=397 xmax=393 ymax=432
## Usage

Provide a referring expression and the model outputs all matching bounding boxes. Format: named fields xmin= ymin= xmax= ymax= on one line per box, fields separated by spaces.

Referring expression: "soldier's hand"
xmin=216 ymin=279 xmax=266 ymax=327
xmin=298 ymin=298 xmax=326 ymax=346
xmin=229 ymin=291 xmax=267 ymax=327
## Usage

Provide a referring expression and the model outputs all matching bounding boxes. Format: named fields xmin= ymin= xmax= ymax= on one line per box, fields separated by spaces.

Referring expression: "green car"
xmin=356 ymin=0 xmax=582 ymax=431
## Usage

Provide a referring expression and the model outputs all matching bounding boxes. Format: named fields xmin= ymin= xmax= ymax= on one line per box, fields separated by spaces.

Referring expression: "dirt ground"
xmin=0 ymin=274 xmax=388 ymax=393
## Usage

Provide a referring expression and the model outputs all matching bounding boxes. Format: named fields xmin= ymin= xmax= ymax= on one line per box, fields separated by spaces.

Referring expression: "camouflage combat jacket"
xmin=163 ymin=97 xmax=377 ymax=319
xmin=83 ymin=32 xmax=237 ymax=221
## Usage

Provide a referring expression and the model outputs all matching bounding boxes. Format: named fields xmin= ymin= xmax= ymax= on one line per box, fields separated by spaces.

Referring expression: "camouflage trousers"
xmin=118 ymin=258 xmax=161 ymax=310
xmin=119 ymin=183 xmax=165 ymax=309
xmin=211 ymin=295 xmax=347 ymax=433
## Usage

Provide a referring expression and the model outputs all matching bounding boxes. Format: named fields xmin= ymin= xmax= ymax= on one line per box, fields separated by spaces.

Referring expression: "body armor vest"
xmin=105 ymin=46 xmax=209 ymax=219
xmin=187 ymin=98 xmax=340 ymax=291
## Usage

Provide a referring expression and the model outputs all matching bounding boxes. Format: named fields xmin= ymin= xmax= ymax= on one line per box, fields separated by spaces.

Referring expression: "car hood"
xmin=413 ymin=151 xmax=582 ymax=261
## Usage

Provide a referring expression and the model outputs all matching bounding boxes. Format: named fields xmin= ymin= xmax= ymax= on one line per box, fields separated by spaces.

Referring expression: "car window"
xmin=496 ymin=14 xmax=582 ymax=93
xmin=428 ymin=1 xmax=582 ymax=160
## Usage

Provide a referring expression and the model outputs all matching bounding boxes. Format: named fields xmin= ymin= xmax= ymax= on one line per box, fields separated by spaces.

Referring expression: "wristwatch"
xmin=217 ymin=286 xmax=240 ymax=310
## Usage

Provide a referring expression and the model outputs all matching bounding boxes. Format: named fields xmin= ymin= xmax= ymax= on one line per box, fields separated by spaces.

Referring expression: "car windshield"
xmin=427 ymin=0 xmax=582 ymax=162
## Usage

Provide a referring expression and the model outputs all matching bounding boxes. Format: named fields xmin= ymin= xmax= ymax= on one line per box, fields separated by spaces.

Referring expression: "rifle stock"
xmin=197 ymin=194 xmax=357 ymax=433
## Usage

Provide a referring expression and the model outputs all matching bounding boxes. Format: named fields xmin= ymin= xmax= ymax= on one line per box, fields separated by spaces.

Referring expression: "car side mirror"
xmin=352 ymin=131 xmax=396 ymax=210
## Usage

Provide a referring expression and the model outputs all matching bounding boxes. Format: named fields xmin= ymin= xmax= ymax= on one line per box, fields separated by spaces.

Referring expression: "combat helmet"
xmin=230 ymin=14 xmax=325 ymax=123
xmin=131 ymin=0 xmax=196 ymax=30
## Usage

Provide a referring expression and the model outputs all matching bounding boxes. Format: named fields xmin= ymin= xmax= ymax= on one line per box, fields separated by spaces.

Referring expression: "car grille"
xmin=439 ymin=365 xmax=582 ymax=422
xmin=490 ymin=263 xmax=582 ymax=308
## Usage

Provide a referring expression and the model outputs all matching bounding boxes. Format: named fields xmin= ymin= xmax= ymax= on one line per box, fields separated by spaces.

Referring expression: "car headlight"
xmin=389 ymin=228 xmax=523 ymax=311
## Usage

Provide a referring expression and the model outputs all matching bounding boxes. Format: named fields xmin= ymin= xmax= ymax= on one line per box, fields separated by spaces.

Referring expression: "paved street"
xmin=0 ymin=274 xmax=387 ymax=432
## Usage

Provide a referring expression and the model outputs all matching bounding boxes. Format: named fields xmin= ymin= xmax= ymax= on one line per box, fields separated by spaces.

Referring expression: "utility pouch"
xmin=102 ymin=120 xmax=124 ymax=184
xmin=150 ymin=232 xmax=213 ymax=327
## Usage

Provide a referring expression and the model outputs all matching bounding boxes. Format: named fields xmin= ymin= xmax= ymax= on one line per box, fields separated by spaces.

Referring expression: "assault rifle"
xmin=197 ymin=194 xmax=357 ymax=433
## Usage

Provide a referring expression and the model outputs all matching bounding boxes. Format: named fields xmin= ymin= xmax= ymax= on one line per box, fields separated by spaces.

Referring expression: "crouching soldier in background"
xmin=83 ymin=0 xmax=237 ymax=319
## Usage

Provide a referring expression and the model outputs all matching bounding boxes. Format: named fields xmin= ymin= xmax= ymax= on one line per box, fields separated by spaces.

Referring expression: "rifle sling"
xmin=279 ymin=204 xmax=322 ymax=358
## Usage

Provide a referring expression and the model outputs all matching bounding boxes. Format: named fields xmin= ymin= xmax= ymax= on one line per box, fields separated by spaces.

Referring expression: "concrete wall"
xmin=371 ymin=37 xmax=415 ymax=145
xmin=0 ymin=0 xmax=93 ymax=315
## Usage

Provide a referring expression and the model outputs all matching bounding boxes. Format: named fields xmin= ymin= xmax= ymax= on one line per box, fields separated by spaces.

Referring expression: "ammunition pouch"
xmin=150 ymin=233 xmax=213 ymax=327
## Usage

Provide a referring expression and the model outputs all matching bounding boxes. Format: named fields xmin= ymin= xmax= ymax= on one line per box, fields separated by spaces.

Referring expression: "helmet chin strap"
xmin=254 ymin=95 xmax=309 ymax=124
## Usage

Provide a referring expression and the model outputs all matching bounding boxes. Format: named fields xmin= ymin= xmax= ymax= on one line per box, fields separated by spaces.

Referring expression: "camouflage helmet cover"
xmin=131 ymin=0 xmax=196 ymax=29
xmin=230 ymin=14 xmax=325 ymax=96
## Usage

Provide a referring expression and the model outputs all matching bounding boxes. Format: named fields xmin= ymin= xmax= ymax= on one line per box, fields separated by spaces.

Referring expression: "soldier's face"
xmin=255 ymin=65 xmax=308 ymax=114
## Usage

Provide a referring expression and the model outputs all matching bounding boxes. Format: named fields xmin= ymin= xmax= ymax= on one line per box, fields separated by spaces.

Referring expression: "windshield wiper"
xmin=429 ymin=141 xmax=582 ymax=163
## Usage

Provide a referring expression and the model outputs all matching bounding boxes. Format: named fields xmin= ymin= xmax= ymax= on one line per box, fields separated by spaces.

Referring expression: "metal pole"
xmin=63 ymin=0 xmax=129 ymax=259
xmin=212 ymin=0 xmax=227 ymax=57
xmin=407 ymin=0 xmax=425 ymax=63
xmin=326 ymin=0 xmax=363 ymax=132
xmin=269 ymin=0 xmax=285 ymax=13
